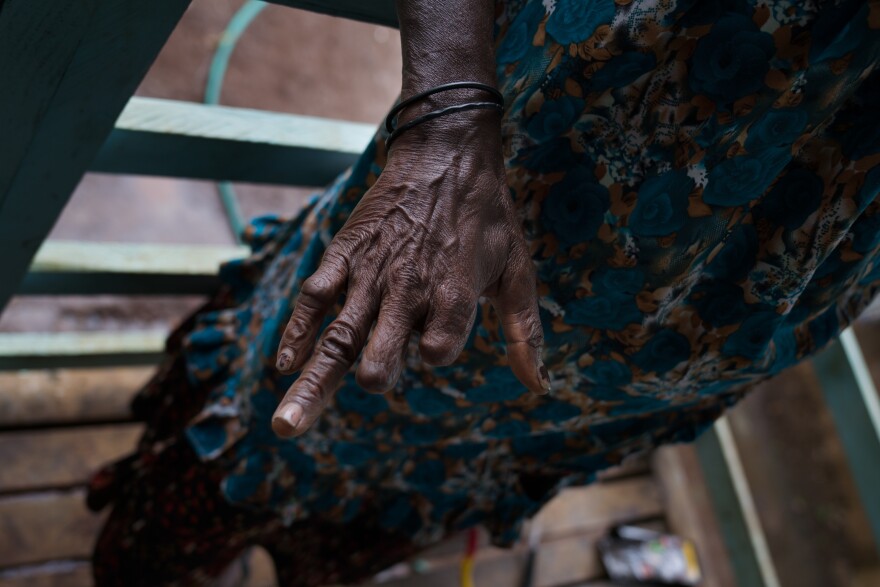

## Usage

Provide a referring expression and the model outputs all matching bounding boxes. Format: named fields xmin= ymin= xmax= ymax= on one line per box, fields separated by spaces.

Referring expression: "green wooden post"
xmin=0 ymin=0 xmax=191 ymax=314
xmin=812 ymin=328 xmax=880 ymax=552
xmin=696 ymin=420 xmax=779 ymax=587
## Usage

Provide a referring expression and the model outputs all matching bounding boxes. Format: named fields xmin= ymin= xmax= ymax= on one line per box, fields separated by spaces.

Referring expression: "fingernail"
xmin=276 ymin=349 xmax=294 ymax=371
xmin=273 ymin=402 xmax=304 ymax=437
xmin=538 ymin=360 xmax=551 ymax=393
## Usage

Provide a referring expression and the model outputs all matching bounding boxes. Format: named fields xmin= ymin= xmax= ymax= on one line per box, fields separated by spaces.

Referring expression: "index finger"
xmin=272 ymin=285 xmax=378 ymax=437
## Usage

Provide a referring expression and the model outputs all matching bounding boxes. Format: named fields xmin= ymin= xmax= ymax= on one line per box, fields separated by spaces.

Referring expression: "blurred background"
xmin=0 ymin=1 xmax=879 ymax=586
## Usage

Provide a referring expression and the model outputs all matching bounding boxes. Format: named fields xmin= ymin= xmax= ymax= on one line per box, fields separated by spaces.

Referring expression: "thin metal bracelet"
xmin=384 ymin=101 xmax=503 ymax=149
xmin=385 ymin=81 xmax=504 ymax=134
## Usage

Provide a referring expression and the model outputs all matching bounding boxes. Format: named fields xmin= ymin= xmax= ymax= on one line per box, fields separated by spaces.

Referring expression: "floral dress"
xmin=90 ymin=1 xmax=880 ymax=585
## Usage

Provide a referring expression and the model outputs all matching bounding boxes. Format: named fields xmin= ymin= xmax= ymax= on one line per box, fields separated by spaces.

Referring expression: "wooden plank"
xmin=90 ymin=97 xmax=376 ymax=186
xmin=411 ymin=475 xmax=662 ymax=567
xmin=813 ymin=329 xmax=880 ymax=553
xmin=0 ymin=0 xmax=191 ymax=314
xmin=269 ymin=0 xmax=397 ymax=28
xmin=0 ymin=490 xmax=103 ymax=567
xmin=377 ymin=476 xmax=663 ymax=587
xmin=0 ymin=368 xmax=149 ymax=428
xmin=533 ymin=531 xmax=609 ymax=587
xmin=533 ymin=475 xmax=663 ymax=540
xmin=0 ymin=331 xmax=165 ymax=370
xmin=374 ymin=522 xmax=664 ymax=587
xmin=653 ymin=445 xmax=737 ymax=587
xmin=21 ymin=240 xmax=247 ymax=296
xmin=0 ymin=425 xmax=142 ymax=494
xmin=596 ymin=451 xmax=650 ymax=481
xmin=376 ymin=549 xmax=525 ymax=587
xmin=0 ymin=561 xmax=91 ymax=587
xmin=533 ymin=520 xmax=666 ymax=587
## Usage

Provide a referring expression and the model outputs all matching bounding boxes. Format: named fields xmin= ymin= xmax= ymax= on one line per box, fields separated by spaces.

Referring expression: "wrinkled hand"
xmin=272 ymin=115 xmax=548 ymax=438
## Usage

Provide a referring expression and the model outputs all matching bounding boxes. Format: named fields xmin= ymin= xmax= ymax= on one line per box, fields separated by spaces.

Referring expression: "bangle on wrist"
xmin=385 ymin=101 xmax=502 ymax=149
xmin=384 ymin=81 xmax=504 ymax=149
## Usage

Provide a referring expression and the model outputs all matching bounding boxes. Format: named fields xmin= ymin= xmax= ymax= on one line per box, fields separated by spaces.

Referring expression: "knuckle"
xmin=438 ymin=284 xmax=475 ymax=313
xmin=356 ymin=361 xmax=396 ymax=392
xmin=292 ymin=367 xmax=336 ymax=406
xmin=293 ymin=391 xmax=327 ymax=420
xmin=300 ymin=274 xmax=338 ymax=306
xmin=523 ymin=308 xmax=544 ymax=347
xmin=318 ymin=319 xmax=363 ymax=364
xmin=419 ymin=333 xmax=463 ymax=366
xmin=504 ymin=305 xmax=544 ymax=347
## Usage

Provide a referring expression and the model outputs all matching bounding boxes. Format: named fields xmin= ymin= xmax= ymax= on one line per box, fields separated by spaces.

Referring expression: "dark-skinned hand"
xmin=271 ymin=112 xmax=549 ymax=438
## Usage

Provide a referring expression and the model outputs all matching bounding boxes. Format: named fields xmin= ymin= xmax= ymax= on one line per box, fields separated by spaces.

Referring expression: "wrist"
xmin=387 ymin=105 xmax=502 ymax=157
xmin=395 ymin=85 xmax=502 ymax=126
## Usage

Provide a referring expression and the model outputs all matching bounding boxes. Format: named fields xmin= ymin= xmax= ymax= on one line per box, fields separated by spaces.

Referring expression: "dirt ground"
xmin=1 ymin=1 xmax=878 ymax=585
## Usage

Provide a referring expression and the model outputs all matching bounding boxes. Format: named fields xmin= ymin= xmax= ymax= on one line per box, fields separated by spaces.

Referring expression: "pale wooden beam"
xmin=20 ymin=240 xmax=247 ymax=295
xmin=91 ymin=97 xmax=377 ymax=186
xmin=0 ymin=331 xmax=166 ymax=370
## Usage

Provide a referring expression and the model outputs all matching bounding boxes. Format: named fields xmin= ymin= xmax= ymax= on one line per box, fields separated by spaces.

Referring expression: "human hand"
xmin=272 ymin=113 xmax=548 ymax=438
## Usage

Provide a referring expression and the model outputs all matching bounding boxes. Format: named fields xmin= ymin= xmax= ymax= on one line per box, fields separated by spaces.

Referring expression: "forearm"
xmin=393 ymin=0 xmax=501 ymax=143
xmin=396 ymin=0 xmax=497 ymax=97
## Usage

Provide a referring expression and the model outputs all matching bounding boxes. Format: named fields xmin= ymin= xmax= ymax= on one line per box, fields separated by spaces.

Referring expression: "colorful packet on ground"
xmin=597 ymin=525 xmax=702 ymax=585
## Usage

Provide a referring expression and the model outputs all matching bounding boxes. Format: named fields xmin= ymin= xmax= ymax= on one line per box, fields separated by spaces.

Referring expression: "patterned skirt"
xmin=90 ymin=1 xmax=880 ymax=585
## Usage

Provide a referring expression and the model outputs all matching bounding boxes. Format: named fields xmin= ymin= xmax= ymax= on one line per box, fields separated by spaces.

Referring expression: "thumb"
xmin=488 ymin=248 xmax=550 ymax=395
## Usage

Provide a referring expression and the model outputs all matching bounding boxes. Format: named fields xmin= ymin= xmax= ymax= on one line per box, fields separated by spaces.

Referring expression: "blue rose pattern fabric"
xmin=92 ymin=0 xmax=880 ymax=580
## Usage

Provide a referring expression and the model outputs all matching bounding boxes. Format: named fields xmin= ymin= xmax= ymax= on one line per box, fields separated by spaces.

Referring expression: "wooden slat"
xmin=0 ymin=490 xmax=103 ymax=567
xmin=0 ymin=331 xmax=165 ymax=370
xmin=0 ymin=425 xmax=142 ymax=494
xmin=270 ymin=0 xmax=397 ymax=27
xmin=410 ymin=475 xmax=662 ymax=567
xmin=21 ymin=240 xmax=247 ymax=295
xmin=0 ymin=551 xmax=276 ymax=587
xmin=0 ymin=476 xmax=662 ymax=584
xmin=533 ymin=475 xmax=662 ymax=540
xmin=377 ymin=524 xmax=665 ymax=587
xmin=0 ymin=368 xmax=149 ymax=428
xmin=533 ymin=520 xmax=667 ymax=587
xmin=533 ymin=535 xmax=605 ymax=587
xmin=377 ymin=549 xmax=525 ymax=587
xmin=376 ymin=475 xmax=663 ymax=587
xmin=90 ymin=97 xmax=376 ymax=186
xmin=596 ymin=451 xmax=650 ymax=481
xmin=0 ymin=562 xmax=91 ymax=587
xmin=653 ymin=445 xmax=737 ymax=587
xmin=0 ymin=0 xmax=191 ymax=314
